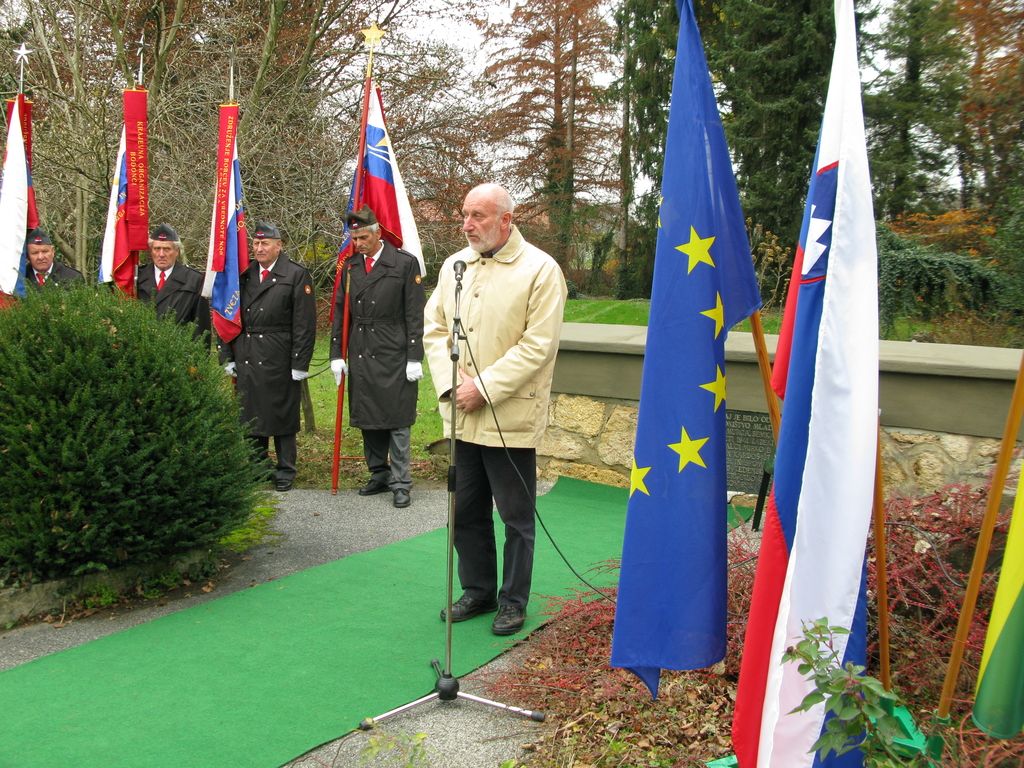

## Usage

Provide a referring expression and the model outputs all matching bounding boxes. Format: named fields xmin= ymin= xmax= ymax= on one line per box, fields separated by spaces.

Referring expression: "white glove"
xmin=291 ymin=369 xmax=310 ymax=381
xmin=330 ymin=358 xmax=348 ymax=387
xmin=406 ymin=361 xmax=424 ymax=382
xmin=224 ymin=362 xmax=237 ymax=378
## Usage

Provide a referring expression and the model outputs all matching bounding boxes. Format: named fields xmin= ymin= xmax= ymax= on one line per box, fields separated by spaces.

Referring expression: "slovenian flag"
xmin=203 ymin=103 xmax=249 ymax=343
xmin=972 ymin=468 xmax=1024 ymax=738
xmin=5 ymin=96 xmax=38 ymax=231
xmin=0 ymin=94 xmax=29 ymax=299
xmin=732 ymin=0 xmax=878 ymax=765
xmin=329 ymin=81 xmax=424 ymax=322
xmin=99 ymin=89 xmax=148 ymax=296
xmin=609 ymin=0 xmax=761 ymax=695
xmin=98 ymin=126 xmax=130 ymax=289
xmin=362 ymin=83 xmax=423 ymax=276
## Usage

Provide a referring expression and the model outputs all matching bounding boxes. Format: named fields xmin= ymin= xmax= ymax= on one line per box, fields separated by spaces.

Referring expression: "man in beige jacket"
xmin=424 ymin=183 xmax=567 ymax=636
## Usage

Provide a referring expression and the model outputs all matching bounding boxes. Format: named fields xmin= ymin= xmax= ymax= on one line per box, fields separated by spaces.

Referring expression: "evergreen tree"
xmin=706 ymin=0 xmax=834 ymax=248
xmin=613 ymin=0 xmax=679 ymax=297
xmin=864 ymin=0 xmax=965 ymax=217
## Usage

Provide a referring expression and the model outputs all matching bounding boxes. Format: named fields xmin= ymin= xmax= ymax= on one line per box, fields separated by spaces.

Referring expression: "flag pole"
xmin=15 ymin=44 xmax=30 ymax=94
xmin=749 ymin=310 xmax=780 ymax=440
xmin=330 ymin=22 xmax=384 ymax=495
xmin=135 ymin=32 xmax=145 ymax=88
xmin=229 ymin=47 xmax=235 ymax=104
xmin=936 ymin=349 xmax=1024 ymax=719
xmin=872 ymin=429 xmax=892 ymax=689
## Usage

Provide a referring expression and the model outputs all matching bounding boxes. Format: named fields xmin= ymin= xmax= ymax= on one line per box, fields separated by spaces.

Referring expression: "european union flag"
xmin=610 ymin=0 xmax=761 ymax=697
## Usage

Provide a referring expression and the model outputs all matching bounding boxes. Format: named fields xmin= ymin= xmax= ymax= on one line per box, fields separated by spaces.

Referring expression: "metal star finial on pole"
xmin=360 ymin=22 xmax=385 ymax=79
xmin=14 ymin=43 xmax=31 ymax=94
xmin=229 ymin=46 xmax=236 ymax=103
xmin=135 ymin=32 xmax=145 ymax=87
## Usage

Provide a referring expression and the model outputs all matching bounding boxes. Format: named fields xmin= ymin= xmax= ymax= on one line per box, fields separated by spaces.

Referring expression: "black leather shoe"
xmin=358 ymin=480 xmax=390 ymax=496
xmin=275 ymin=479 xmax=293 ymax=492
xmin=440 ymin=594 xmax=498 ymax=623
xmin=393 ymin=489 xmax=411 ymax=508
xmin=491 ymin=604 xmax=526 ymax=635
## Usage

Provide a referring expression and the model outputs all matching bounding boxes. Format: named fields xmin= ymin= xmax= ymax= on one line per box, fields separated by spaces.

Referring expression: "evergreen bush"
xmin=0 ymin=286 xmax=264 ymax=585
xmin=877 ymin=225 xmax=1005 ymax=336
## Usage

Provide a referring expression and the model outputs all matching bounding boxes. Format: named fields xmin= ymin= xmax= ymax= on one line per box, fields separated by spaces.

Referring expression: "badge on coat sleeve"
xmin=414 ymin=275 xmax=422 ymax=284
xmin=305 ymin=284 xmax=312 ymax=295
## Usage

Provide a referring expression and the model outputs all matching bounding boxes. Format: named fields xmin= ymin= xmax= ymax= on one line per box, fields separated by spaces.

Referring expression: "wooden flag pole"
xmin=872 ymin=430 xmax=892 ymax=689
xmin=937 ymin=349 xmax=1024 ymax=719
xmin=748 ymin=310 xmax=780 ymax=440
xmin=330 ymin=24 xmax=384 ymax=494
xmin=749 ymin=308 xmax=892 ymax=687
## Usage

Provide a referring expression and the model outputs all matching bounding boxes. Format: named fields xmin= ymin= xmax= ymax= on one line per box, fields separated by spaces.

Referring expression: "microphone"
xmin=453 ymin=260 xmax=467 ymax=279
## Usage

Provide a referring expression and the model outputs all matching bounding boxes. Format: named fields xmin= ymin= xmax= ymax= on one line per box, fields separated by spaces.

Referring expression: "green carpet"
xmin=0 ymin=478 xmax=629 ymax=768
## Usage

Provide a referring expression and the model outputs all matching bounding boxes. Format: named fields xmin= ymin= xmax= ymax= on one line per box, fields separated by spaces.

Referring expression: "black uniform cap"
xmin=253 ymin=221 xmax=282 ymax=240
xmin=150 ymin=223 xmax=179 ymax=242
xmin=26 ymin=228 xmax=52 ymax=246
xmin=347 ymin=206 xmax=378 ymax=230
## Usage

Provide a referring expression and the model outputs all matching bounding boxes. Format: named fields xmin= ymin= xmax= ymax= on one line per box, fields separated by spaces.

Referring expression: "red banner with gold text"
xmin=122 ymin=89 xmax=149 ymax=251
xmin=210 ymin=104 xmax=239 ymax=273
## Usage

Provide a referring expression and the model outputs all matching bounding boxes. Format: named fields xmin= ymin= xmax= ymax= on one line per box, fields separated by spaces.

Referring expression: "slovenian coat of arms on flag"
xmin=329 ymin=80 xmax=424 ymax=323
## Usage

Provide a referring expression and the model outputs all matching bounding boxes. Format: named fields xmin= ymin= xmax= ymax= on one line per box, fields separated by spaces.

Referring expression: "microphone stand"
xmin=359 ymin=262 xmax=544 ymax=729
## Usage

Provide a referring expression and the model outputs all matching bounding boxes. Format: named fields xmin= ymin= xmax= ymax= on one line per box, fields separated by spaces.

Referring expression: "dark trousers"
xmin=252 ymin=433 xmax=297 ymax=483
xmin=454 ymin=440 xmax=537 ymax=609
xmin=362 ymin=427 xmax=412 ymax=491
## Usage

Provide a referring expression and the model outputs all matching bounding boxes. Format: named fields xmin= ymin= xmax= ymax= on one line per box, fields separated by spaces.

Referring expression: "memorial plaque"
xmin=726 ymin=410 xmax=775 ymax=493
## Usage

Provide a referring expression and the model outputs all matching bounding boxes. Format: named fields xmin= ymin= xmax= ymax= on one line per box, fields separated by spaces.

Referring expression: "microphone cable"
xmin=461 ymin=327 xmax=617 ymax=605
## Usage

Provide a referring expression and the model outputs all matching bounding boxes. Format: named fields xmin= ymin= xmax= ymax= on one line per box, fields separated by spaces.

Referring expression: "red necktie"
xmin=365 ymin=256 xmax=375 ymax=272
xmin=261 ymin=268 xmax=271 ymax=283
xmin=157 ymin=271 xmax=166 ymax=291
xmin=36 ymin=273 xmax=45 ymax=286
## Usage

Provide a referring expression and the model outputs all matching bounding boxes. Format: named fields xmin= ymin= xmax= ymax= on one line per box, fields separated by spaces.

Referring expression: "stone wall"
xmin=541 ymin=325 xmax=1024 ymax=498
xmin=539 ymin=392 xmax=1017 ymax=498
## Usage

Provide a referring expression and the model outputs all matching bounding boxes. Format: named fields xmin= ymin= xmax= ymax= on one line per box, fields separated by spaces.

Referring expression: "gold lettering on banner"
xmin=213 ymin=111 xmax=238 ymax=267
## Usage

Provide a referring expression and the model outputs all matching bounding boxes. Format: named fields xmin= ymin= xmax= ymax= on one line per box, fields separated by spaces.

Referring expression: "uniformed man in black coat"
xmin=24 ymin=228 xmax=84 ymax=288
xmin=330 ymin=206 xmax=425 ymax=508
xmin=136 ymin=223 xmax=211 ymax=341
xmin=219 ymin=222 xmax=316 ymax=492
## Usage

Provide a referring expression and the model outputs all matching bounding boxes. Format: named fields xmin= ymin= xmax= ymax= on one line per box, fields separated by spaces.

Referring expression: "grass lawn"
xmin=567 ymin=297 xmax=784 ymax=334
xmin=293 ymin=335 xmax=446 ymax=489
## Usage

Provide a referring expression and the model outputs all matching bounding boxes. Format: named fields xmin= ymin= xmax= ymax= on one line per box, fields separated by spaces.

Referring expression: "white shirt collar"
xmin=155 ymin=265 xmax=174 ymax=281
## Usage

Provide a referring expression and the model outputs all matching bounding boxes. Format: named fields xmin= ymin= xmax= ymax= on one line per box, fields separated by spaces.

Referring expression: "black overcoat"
xmin=25 ymin=261 xmax=84 ymax=288
xmin=137 ymin=264 xmax=211 ymax=340
xmin=330 ymin=242 xmax=425 ymax=430
xmin=219 ymin=255 xmax=316 ymax=436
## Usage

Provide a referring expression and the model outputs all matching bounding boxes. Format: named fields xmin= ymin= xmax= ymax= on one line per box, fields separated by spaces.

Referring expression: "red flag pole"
xmin=330 ymin=66 xmax=375 ymax=495
xmin=331 ymin=268 xmax=354 ymax=494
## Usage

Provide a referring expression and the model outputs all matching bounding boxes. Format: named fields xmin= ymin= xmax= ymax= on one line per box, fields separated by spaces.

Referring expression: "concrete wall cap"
xmin=559 ymin=323 xmax=1021 ymax=381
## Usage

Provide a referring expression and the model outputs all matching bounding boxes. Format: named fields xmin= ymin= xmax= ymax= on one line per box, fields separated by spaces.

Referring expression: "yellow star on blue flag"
xmin=611 ymin=0 xmax=762 ymax=698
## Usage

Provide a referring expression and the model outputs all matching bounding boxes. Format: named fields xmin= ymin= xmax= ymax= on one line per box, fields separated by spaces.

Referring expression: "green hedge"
xmin=877 ymin=225 xmax=1005 ymax=336
xmin=0 ymin=287 xmax=263 ymax=585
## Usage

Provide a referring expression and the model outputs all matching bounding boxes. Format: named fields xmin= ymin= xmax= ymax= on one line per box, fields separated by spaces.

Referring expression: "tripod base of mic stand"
xmin=358 ymin=658 xmax=544 ymax=730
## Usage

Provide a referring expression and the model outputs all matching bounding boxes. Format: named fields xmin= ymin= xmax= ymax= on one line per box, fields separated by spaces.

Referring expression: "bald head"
xmin=466 ymin=183 xmax=515 ymax=214
xmin=462 ymin=183 xmax=515 ymax=254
